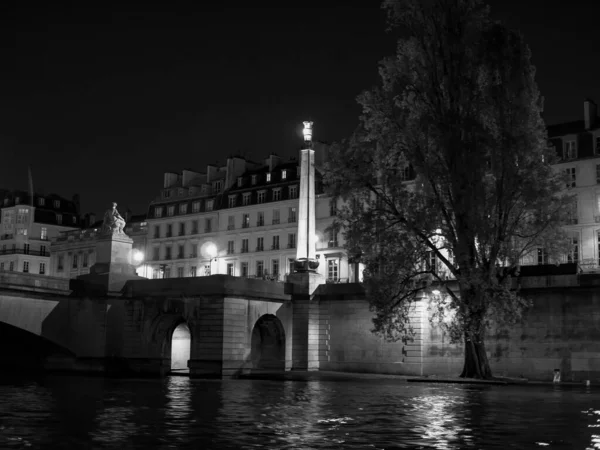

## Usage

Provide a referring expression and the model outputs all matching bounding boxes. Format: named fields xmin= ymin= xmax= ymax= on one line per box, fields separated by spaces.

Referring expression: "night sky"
xmin=1 ymin=1 xmax=599 ymax=217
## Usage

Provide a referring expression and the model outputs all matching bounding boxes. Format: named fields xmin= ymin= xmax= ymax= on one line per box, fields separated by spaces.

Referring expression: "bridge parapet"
xmin=0 ymin=271 xmax=71 ymax=295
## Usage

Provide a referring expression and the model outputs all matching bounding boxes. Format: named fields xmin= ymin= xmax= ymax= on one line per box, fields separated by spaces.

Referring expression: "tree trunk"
xmin=460 ymin=331 xmax=492 ymax=379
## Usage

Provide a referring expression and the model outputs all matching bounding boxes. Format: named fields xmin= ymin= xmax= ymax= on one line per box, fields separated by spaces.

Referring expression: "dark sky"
xmin=1 ymin=1 xmax=599 ymax=216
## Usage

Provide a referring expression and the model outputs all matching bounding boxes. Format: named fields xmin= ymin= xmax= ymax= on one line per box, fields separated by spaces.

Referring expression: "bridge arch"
xmin=250 ymin=313 xmax=286 ymax=371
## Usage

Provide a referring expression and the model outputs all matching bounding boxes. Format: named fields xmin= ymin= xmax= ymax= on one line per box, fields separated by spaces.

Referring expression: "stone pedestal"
xmin=76 ymin=233 xmax=143 ymax=295
xmin=288 ymin=271 xmax=324 ymax=371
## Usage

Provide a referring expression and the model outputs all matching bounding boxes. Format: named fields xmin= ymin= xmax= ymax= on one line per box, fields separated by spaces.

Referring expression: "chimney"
xmin=584 ymin=98 xmax=597 ymax=130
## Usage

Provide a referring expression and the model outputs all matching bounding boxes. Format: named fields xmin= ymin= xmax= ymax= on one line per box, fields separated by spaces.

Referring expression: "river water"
xmin=0 ymin=374 xmax=599 ymax=449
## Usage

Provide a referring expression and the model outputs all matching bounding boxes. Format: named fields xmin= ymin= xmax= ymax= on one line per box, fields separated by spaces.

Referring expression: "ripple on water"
xmin=0 ymin=376 xmax=599 ymax=449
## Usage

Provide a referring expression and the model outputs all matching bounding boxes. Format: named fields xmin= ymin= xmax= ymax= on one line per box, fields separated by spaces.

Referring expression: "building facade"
xmin=518 ymin=99 xmax=600 ymax=271
xmin=144 ymin=151 xmax=359 ymax=283
xmin=0 ymin=191 xmax=81 ymax=276
xmin=49 ymin=214 xmax=148 ymax=279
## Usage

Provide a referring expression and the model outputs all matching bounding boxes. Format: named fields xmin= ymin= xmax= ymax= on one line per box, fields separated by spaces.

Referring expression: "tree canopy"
xmin=324 ymin=0 xmax=570 ymax=378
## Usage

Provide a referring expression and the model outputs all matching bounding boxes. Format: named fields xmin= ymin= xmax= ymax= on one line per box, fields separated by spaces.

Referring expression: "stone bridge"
xmin=0 ymin=271 xmax=322 ymax=378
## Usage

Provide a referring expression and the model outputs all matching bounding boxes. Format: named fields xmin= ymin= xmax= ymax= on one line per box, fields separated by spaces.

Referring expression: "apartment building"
xmin=518 ymin=99 xmax=600 ymax=271
xmin=0 ymin=190 xmax=81 ymax=275
xmin=145 ymin=150 xmax=358 ymax=283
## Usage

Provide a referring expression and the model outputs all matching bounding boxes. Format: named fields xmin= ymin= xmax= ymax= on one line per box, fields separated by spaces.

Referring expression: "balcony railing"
xmin=288 ymin=216 xmax=297 ymax=223
xmin=256 ymin=246 xmax=264 ymax=252
xmin=227 ymin=225 xmax=235 ymax=230
xmin=271 ymin=245 xmax=279 ymax=250
xmin=242 ymin=222 xmax=250 ymax=229
xmin=204 ymin=227 xmax=212 ymax=233
xmin=287 ymin=243 xmax=296 ymax=249
xmin=241 ymin=248 xmax=249 ymax=253
xmin=328 ymin=240 xmax=339 ymax=248
xmin=257 ymin=220 xmax=264 ymax=227
xmin=272 ymin=219 xmax=280 ymax=225
xmin=0 ymin=234 xmax=14 ymax=241
xmin=0 ymin=249 xmax=49 ymax=256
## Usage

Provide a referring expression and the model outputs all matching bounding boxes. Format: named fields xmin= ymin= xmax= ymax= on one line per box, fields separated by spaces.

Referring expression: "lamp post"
xmin=206 ymin=243 xmax=217 ymax=275
xmin=293 ymin=120 xmax=319 ymax=273
xmin=132 ymin=249 xmax=145 ymax=277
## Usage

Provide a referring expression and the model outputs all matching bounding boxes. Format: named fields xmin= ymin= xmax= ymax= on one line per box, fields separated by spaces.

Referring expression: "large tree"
xmin=324 ymin=0 xmax=570 ymax=378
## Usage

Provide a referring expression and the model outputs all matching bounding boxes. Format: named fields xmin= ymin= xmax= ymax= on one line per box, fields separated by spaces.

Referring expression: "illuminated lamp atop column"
xmin=294 ymin=120 xmax=319 ymax=273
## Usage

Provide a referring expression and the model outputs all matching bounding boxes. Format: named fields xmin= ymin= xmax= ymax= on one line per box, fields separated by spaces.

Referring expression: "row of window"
xmin=155 ymin=199 xmax=214 ymax=218
xmin=562 ymin=165 xmax=600 ymax=188
xmin=227 ymin=185 xmax=298 ymax=208
xmin=56 ymin=252 xmax=91 ymax=271
xmin=561 ymin=137 xmax=600 ymax=160
xmin=230 ymin=208 xmax=296 ymax=230
xmin=0 ymin=261 xmax=45 ymax=274
xmin=2 ymin=198 xmax=61 ymax=208
xmin=151 ymin=258 xmax=340 ymax=280
xmin=153 ymin=218 xmax=214 ymax=238
xmin=151 ymin=233 xmax=298 ymax=261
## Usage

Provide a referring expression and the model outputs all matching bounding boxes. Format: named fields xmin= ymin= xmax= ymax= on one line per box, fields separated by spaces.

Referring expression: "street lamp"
xmin=302 ymin=121 xmax=313 ymax=148
xmin=205 ymin=243 xmax=217 ymax=275
xmin=132 ymin=249 xmax=144 ymax=264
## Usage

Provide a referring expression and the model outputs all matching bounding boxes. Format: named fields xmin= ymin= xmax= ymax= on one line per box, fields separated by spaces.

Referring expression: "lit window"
xmin=281 ymin=170 xmax=287 ymax=180
xmin=327 ymin=259 xmax=339 ymax=281
xmin=568 ymin=236 xmax=579 ymax=263
xmin=266 ymin=173 xmax=271 ymax=182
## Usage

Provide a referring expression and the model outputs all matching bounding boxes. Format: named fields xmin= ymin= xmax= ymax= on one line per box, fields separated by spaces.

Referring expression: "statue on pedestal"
xmin=102 ymin=202 xmax=127 ymax=235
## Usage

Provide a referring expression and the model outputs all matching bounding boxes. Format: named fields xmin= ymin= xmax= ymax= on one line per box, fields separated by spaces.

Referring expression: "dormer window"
xmin=163 ymin=190 xmax=171 ymax=199
xmin=54 ymin=200 xmax=60 ymax=208
xmin=154 ymin=206 xmax=163 ymax=218
xmin=564 ymin=140 xmax=577 ymax=160
xmin=228 ymin=195 xmax=237 ymax=208
xmin=252 ymin=175 xmax=257 ymax=185
xmin=38 ymin=198 xmax=45 ymax=206
xmin=266 ymin=173 xmax=271 ymax=182
xmin=281 ymin=170 xmax=287 ymax=180
xmin=214 ymin=180 xmax=223 ymax=193
xmin=15 ymin=197 xmax=20 ymax=204
xmin=237 ymin=177 xmax=243 ymax=187
xmin=178 ymin=188 xmax=185 ymax=196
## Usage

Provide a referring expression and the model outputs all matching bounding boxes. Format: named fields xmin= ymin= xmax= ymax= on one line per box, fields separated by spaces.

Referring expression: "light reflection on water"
xmin=0 ymin=375 xmax=599 ymax=449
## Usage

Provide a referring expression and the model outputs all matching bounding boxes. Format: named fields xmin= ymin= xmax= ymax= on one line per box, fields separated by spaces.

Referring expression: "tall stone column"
xmin=289 ymin=121 xmax=324 ymax=371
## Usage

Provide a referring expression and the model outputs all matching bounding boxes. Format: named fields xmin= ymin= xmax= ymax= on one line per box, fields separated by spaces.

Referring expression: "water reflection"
xmin=1 ymin=375 xmax=600 ymax=449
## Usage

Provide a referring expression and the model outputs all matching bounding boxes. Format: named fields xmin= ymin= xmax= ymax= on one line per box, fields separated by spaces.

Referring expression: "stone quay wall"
xmin=315 ymin=283 xmax=600 ymax=382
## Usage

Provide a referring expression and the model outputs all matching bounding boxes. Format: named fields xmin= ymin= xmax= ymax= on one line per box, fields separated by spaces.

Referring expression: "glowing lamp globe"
xmin=132 ymin=250 xmax=144 ymax=263
xmin=302 ymin=121 xmax=313 ymax=142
